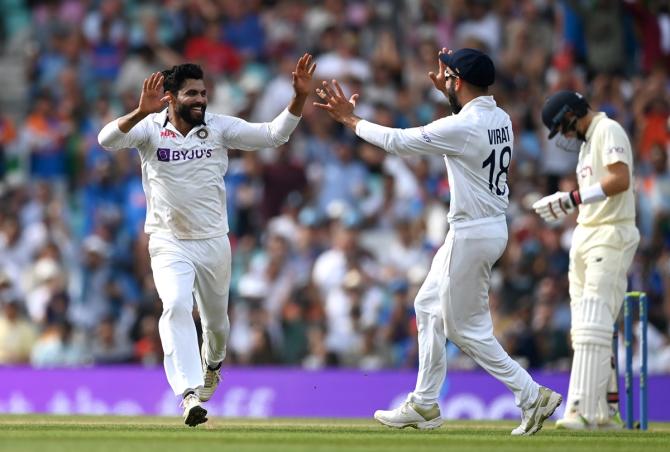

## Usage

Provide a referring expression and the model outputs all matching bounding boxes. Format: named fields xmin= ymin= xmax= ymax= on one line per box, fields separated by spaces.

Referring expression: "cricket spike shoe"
xmin=181 ymin=392 xmax=208 ymax=427
xmin=511 ymin=386 xmax=562 ymax=436
xmin=555 ymin=415 xmax=591 ymax=430
xmin=597 ymin=410 xmax=625 ymax=430
xmin=374 ymin=398 xmax=444 ymax=430
xmin=198 ymin=344 xmax=222 ymax=402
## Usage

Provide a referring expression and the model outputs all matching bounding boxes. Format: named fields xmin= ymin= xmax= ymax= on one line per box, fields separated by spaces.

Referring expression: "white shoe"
xmin=198 ymin=344 xmax=221 ymax=402
xmin=181 ymin=393 xmax=208 ymax=427
xmin=597 ymin=409 xmax=624 ymax=430
xmin=374 ymin=398 xmax=444 ymax=430
xmin=555 ymin=415 xmax=591 ymax=430
xmin=511 ymin=386 xmax=562 ymax=436
xmin=597 ymin=420 xmax=624 ymax=430
xmin=555 ymin=412 xmax=623 ymax=430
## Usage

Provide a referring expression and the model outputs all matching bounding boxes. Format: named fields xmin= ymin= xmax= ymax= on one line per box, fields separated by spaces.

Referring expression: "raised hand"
xmin=313 ymin=79 xmax=359 ymax=127
xmin=292 ymin=53 xmax=317 ymax=97
xmin=138 ymin=72 xmax=170 ymax=115
xmin=429 ymin=48 xmax=450 ymax=94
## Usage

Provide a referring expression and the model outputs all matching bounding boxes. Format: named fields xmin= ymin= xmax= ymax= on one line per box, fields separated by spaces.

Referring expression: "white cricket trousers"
xmin=566 ymin=222 xmax=639 ymax=422
xmin=149 ymin=233 xmax=232 ymax=396
xmin=410 ymin=215 xmax=539 ymax=409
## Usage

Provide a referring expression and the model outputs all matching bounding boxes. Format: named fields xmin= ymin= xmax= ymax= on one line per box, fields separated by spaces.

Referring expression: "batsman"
xmin=533 ymin=91 xmax=640 ymax=429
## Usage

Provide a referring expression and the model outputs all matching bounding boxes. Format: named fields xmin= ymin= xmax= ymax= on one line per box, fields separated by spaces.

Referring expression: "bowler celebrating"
xmin=315 ymin=48 xmax=561 ymax=436
xmin=98 ymin=55 xmax=315 ymax=426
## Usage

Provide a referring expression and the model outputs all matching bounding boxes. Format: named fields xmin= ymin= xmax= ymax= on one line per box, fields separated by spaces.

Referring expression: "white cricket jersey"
xmin=98 ymin=108 xmax=300 ymax=239
xmin=355 ymin=96 xmax=513 ymax=223
xmin=576 ymin=112 xmax=636 ymax=226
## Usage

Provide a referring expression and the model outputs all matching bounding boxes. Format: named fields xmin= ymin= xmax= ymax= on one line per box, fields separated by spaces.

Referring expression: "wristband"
xmin=571 ymin=183 xmax=606 ymax=206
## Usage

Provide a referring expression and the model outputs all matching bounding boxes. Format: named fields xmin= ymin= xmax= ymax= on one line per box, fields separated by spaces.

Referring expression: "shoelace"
xmin=181 ymin=394 xmax=198 ymax=408
xmin=204 ymin=368 xmax=220 ymax=387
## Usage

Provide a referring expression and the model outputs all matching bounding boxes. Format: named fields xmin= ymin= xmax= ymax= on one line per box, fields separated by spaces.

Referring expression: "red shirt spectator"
xmin=184 ymin=20 xmax=242 ymax=76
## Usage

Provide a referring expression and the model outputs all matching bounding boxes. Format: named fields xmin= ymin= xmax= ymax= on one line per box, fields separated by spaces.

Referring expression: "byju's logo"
xmin=157 ymin=148 xmax=171 ymax=162
xmin=156 ymin=148 xmax=213 ymax=162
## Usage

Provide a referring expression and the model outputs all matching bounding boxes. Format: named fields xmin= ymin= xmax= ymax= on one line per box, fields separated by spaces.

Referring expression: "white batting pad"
xmin=565 ymin=296 xmax=615 ymax=424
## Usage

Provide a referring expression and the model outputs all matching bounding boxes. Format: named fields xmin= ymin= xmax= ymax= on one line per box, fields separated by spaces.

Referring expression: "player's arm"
xmin=314 ymin=79 xmax=464 ymax=156
xmin=562 ymin=161 xmax=628 ymax=210
xmin=532 ymin=141 xmax=631 ymax=223
xmin=98 ymin=72 xmax=168 ymax=150
xmin=565 ymin=125 xmax=633 ymax=207
xmin=600 ymin=161 xmax=630 ymax=195
xmin=224 ymin=54 xmax=315 ymax=150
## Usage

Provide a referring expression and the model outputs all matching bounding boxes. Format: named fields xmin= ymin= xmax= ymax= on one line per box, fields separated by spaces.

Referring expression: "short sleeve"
xmin=599 ymin=121 xmax=633 ymax=166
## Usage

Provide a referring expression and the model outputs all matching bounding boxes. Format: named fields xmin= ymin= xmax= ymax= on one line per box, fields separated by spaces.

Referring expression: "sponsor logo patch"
xmin=156 ymin=148 xmax=213 ymax=162
xmin=578 ymin=165 xmax=593 ymax=178
xmin=160 ymin=130 xmax=177 ymax=138
xmin=157 ymin=148 xmax=171 ymax=162
xmin=419 ymin=126 xmax=432 ymax=143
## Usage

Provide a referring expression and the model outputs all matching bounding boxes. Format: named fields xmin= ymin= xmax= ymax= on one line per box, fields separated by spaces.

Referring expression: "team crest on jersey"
xmin=196 ymin=128 xmax=208 ymax=139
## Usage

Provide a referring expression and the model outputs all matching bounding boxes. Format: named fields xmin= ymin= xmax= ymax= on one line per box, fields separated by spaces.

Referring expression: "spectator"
xmin=30 ymin=320 xmax=89 ymax=367
xmin=90 ymin=316 xmax=134 ymax=364
xmin=0 ymin=274 xmax=37 ymax=364
xmin=0 ymin=0 xmax=668 ymax=373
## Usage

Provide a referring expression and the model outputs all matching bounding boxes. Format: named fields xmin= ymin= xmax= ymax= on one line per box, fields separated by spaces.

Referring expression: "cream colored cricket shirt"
xmin=576 ymin=113 xmax=636 ymax=226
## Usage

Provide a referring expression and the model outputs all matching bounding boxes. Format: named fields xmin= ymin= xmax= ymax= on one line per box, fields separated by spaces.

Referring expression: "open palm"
xmin=313 ymin=79 xmax=359 ymax=124
xmin=292 ymin=53 xmax=317 ymax=97
xmin=429 ymin=48 xmax=450 ymax=94
xmin=139 ymin=72 xmax=170 ymax=115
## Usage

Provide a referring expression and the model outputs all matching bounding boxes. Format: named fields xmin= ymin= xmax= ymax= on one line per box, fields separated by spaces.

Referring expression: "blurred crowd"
xmin=1 ymin=0 xmax=670 ymax=374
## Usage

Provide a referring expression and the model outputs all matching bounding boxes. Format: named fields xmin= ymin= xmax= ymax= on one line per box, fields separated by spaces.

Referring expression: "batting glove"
xmin=532 ymin=191 xmax=578 ymax=222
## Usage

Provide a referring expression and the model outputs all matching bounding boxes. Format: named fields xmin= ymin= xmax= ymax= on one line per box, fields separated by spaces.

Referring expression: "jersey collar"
xmin=459 ymin=95 xmax=496 ymax=114
xmin=154 ymin=108 xmax=169 ymax=126
xmin=585 ymin=112 xmax=607 ymax=141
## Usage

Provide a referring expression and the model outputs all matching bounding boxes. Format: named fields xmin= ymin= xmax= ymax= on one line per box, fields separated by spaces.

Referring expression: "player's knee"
xmin=571 ymin=295 xmax=614 ymax=346
xmin=160 ymin=302 xmax=192 ymax=322
xmin=203 ymin=320 xmax=230 ymax=341
xmin=445 ymin=327 xmax=469 ymax=350
xmin=571 ymin=326 xmax=612 ymax=346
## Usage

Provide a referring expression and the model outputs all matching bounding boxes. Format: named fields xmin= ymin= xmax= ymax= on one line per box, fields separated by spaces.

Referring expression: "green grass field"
xmin=1 ymin=416 xmax=669 ymax=452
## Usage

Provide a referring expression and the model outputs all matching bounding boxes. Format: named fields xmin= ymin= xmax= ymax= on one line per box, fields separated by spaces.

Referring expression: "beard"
xmin=176 ymin=102 xmax=207 ymax=126
xmin=447 ymin=84 xmax=462 ymax=114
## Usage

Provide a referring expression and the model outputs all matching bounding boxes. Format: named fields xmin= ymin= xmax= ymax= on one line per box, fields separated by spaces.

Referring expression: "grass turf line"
xmin=0 ymin=416 xmax=669 ymax=452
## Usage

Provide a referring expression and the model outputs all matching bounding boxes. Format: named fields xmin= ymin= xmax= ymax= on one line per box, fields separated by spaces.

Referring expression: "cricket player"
xmin=315 ymin=48 xmax=562 ymax=436
xmin=533 ymin=91 xmax=640 ymax=429
xmin=98 ymin=55 xmax=315 ymax=426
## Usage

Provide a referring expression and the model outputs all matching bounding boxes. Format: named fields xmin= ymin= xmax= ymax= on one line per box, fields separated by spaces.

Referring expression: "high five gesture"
xmin=139 ymin=72 xmax=170 ymax=115
xmin=288 ymin=53 xmax=317 ymax=116
xmin=313 ymin=79 xmax=361 ymax=131
xmin=117 ymin=72 xmax=170 ymax=133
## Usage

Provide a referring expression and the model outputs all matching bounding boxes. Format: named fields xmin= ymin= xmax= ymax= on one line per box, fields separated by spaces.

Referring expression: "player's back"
xmin=443 ymin=96 xmax=513 ymax=224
